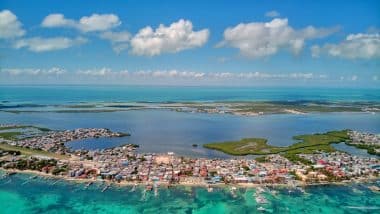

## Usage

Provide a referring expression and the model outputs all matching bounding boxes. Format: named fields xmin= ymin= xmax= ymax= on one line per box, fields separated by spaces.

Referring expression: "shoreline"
xmin=2 ymin=168 xmax=379 ymax=189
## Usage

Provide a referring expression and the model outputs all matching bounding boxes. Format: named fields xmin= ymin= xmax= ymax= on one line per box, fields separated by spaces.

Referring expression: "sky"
xmin=0 ymin=0 xmax=379 ymax=86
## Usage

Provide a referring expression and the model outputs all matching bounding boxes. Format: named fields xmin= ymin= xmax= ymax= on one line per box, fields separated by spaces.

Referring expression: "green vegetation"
xmin=0 ymin=125 xmax=51 ymax=132
xmin=283 ymin=154 xmax=313 ymax=165
xmin=204 ymin=138 xmax=272 ymax=156
xmin=0 ymin=143 xmax=68 ymax=159
xmin=254 ymin=156 xmax=267 ymax=163
xmin=0 ymin=125 xmax=51 ymax=141
xmin=117 ymin=132 xmax=131 ymax=137
xmin=0 ymin=132 xmax=22 ymax=140
xmin=203 ymin=130 xmax=350 ymax=158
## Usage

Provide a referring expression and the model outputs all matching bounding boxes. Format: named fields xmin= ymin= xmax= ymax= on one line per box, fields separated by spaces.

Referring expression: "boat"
xmin=153 ymin=182 xmax=159 ymax=197
xmin=296 ymin=186 xmax=306 ymax=194
xmin=141 ymin=189 xmax=147 ymax=201
xmin=256 ymin=186 xmax=266 ymax=194
xmin=207 ymin=185 xmax=213 ymax=192
xmin=230 ymin=186 xmax=237 ymax=197
xmin=257 ymin=206 xmax=266 ymax=211
xmin=146 ymin=184 xmax=153 ymax=191
xmin=130 ymin=183 xmax=137 ymax=192
xmin=368 ymin=185 xmax=380 ymax=192
xmin=5 ymin=171 xmax=17 ymax=177
xmin=255 ymin=195 xmax=268 ymax=204
xmin=270 ymin=190 xmax=278 ymax=196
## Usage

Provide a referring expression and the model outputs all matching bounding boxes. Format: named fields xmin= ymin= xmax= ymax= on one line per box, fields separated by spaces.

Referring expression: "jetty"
xmin=101 ymin=183 xmax=111 ymax=192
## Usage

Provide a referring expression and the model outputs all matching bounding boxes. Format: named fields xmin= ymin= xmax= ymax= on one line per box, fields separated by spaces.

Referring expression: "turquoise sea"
xmin=0 ymin=172 xmax=379 ymax=214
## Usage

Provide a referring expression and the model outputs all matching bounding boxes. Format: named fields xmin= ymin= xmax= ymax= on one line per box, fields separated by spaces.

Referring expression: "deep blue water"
xmin=1 ymin=85 xmax=380 ymax=104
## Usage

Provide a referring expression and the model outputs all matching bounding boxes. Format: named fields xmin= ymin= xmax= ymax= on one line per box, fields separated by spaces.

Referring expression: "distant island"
xmin=1 ymin=100 xmax=379 ymax=115
xmin=203 ymin=130 xmax=380 ymax=157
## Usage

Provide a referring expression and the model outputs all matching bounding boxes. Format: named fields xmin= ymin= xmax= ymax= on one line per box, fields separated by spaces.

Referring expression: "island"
xmin=0 ymin=124 xmax=379 ymax=192
xmin=203 ymin=130 xmax=379 ymax=157
xmin=1 ymin=100 xmax=379 ymax=116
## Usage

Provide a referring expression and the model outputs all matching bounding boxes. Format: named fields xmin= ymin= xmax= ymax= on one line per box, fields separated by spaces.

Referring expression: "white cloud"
xmin=351 ymin=75 xmax=358 ymax=81
xmin=1 ymin=68 xmax=327 ymax=82
xmin=218 ymin=18 xmax=339 ymax=58
xmin=41 ymin=13 xmax=121 ymax=32
xmin=13 ymin=37 xmax=87 ymax=52
xmin=77 ymin=68 xmax=129 ymax=77
xmin=100 ymin=31 xmax=131 ymax=53
xmin=311 ymin=33 xmax=380 ymax=59
xmin=130 ymin=19 xmax=209 ymax=56
xmin=41 ymin=14 xmax=76 ymax=28
xmin=0 ymin=10 xmax=25 ymax=39
xmin=2 ymin=67 xmax=66 ymax=76
xmin=265 ymin=10 xmax=280 ymax=18
xmin=373 ymin=75 xmax=378 ymax=81
xmin=207 ymin=72 xmax=320 ymax=80
xmin=100 ymin=31 xmax=131 ymax=43
xmin=144 ymin=70 xmax=206 ymax=78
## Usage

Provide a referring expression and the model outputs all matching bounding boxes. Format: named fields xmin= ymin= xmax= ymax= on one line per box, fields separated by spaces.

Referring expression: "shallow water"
xmin=0 ymin=172 xmax=379 ymax=214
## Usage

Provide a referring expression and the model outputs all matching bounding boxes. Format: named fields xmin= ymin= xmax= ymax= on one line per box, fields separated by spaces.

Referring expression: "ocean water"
xmin=1 ymin=85 xmax=380 ymax=104
xmin=0 ymin=172 xmax=379 ymax=214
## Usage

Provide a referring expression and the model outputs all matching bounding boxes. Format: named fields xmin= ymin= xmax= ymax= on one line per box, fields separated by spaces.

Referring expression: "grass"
xmin=203 ymin=130 xmax=350 ymax=157
xmin=0 ymin=143 xmax=68 ymax=159
xmin=0 ymin=132 xmax=23 ymax=140
xmin=204 ymin=138 xmax=273 ymax=155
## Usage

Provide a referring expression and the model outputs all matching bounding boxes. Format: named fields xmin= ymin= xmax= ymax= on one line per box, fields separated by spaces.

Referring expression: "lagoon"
xmin=0 ymin=110 xmax=379 ymax=158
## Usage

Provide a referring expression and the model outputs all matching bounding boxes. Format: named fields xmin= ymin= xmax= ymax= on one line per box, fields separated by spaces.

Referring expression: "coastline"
xmin=3 ymin=168 xmax=379 ymax=189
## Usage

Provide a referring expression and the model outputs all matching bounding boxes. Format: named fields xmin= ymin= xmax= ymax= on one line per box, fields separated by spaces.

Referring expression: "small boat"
xmin=141 ymin=189 xmax=147 ymax=201
xmin=256 ymin=187 xmax=266 ymax=194
xmin=230 ymin=186 xmax=237 ymax=198
xmin=255 ymin=195 xmax=268 ymax=204
xmin=296 ymin=187 xmax=306 ymax=194
xmin=368 ymin=185 xmax=380 ymax=192
xmin=5 ymin=171 xmax=16 ymax=177
xmin=130 ymin=183 xmax=137 ymax=192
xmin=207 ymin=185 xmax=213 ymax=192
xmin=153 ymin=182 xmax=159 ymax=197
xmin=146 ymin=184 xmax=153 ymax=191
xmin=270 ymin=190 xmax=278 ymax=196
xmin=257 ymin=206 xmax=266 ymax=211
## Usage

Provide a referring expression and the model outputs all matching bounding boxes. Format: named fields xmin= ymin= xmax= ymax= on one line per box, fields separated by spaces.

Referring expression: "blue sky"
xmin=0 ymin=0 xmax=379 ymax=86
